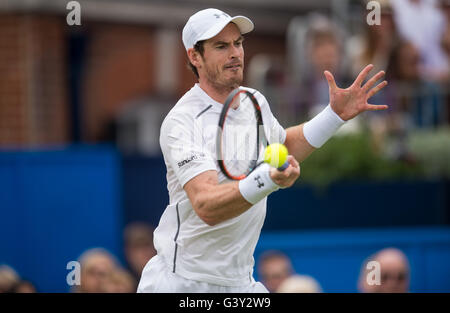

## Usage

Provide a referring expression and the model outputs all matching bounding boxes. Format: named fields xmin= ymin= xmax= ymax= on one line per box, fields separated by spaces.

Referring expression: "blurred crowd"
xmin=256 ymin=247 xmax=410 ymax=293
xmin=0 ymin=219 xmax=410 ymax=293
xmin=0 ymin=0 xmax=440 ymax=294
xmin=255 ymin=0 xmax=450 ymax=163
xmin=0 ymin=222 xmax=156 ymax=293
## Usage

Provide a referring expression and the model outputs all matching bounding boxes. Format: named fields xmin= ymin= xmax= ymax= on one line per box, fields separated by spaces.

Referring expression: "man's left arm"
xmin=284 ymin=64 xmax=388 ymax=163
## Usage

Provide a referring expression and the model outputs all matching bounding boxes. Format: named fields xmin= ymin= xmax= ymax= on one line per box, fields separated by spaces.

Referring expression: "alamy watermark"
xmin=367 ymin=1 xmax=381 ymax=26
xmin=67 ymin=1 xmax=81 ymax=26
xmin=366 ymin=260 xmax=381 ymax=286
xmin=66 ymin=261 xmax=81 ymax=286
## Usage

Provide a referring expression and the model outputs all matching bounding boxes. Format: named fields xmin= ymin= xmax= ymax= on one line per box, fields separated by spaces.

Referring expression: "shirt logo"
xmin=178 ymin=153 xmax=206 ymax=168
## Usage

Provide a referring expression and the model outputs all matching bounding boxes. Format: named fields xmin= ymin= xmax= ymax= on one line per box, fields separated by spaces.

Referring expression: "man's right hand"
xmin=269 ymin=155 xmax=300 ymax=188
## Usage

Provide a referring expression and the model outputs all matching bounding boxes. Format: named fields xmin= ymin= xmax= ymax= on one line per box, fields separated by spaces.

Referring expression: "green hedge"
xmin=297 ymin=127 xmax=450 ymax=187
xmin=407 ymin=127 xmax=450 ymax=178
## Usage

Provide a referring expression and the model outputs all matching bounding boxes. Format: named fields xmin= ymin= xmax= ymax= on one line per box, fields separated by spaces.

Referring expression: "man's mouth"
xmin=224 ymin=63 xmax=242 ymax=70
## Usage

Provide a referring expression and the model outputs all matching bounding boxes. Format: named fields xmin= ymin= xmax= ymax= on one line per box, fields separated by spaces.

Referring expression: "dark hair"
xmin=187 ymin=41 xmax=205 ymax=78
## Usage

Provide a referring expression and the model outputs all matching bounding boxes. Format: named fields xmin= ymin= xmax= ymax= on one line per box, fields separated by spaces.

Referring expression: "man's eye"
xmin=235 ymin=42 xmax=242 ymax=47
xmin=216 ymin=45 xmax=225 ymax=49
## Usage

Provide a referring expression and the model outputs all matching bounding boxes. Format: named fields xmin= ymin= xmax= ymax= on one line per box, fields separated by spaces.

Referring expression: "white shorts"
xmin=137 ymin=255 xmax=269 ymax=293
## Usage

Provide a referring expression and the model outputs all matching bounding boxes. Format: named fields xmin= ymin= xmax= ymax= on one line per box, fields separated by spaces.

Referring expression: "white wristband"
xmin=303 ymin=104 xmax=345 ymax=148
xmin=239 ymin=163 xmax=280 ymax=205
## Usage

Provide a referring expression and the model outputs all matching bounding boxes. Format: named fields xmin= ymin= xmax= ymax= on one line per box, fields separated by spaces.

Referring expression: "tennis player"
xmin=137 ymin=8 xmax=388 ymax=293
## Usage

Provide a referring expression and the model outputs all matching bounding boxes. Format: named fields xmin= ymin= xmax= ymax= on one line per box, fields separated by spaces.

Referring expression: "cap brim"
xmin=230 ymin=16 xmax=254 ymax=35
xmin=197 ymin=15 xmax=254 ymax=42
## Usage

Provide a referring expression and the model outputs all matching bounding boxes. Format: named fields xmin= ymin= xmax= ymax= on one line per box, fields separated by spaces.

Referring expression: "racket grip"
xmin=277 ymin=161 xmax=289 ymax=171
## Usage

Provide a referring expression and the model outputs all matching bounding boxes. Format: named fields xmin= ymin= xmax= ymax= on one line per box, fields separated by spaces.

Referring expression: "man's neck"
xmin=198 ymin=79 xmax=237 ymax=104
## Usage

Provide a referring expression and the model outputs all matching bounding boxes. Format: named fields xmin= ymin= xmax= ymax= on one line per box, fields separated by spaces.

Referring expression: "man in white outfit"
xmin=137 ymin=8 xmax=388 ymax=293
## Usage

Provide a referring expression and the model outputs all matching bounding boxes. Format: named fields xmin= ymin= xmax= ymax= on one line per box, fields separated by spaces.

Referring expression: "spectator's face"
xmin=442 ymin=26 xmax=450 ymax=57
xmin=197 ymin=23 xmax=244 ymax=90
xmin=260 ymin=257 xmax=292 ymax=293
xmin=378 ymin=255 xmax=409 ymax=293
xmin=81 ymin=254 xmax=115 ymax=293
xmin=376 ymin=13 xmax=395 ymax=36
xmin=126 ymin=242 xmax=156 ymax=275
xmin=360 ymin=250 xmax=410 ymax=293
xmin=103 ymin=270 xmax=135 ymax=293
xmin=310 ymin=40 xmax=340 ymax=74
xmin=367 ymin=12 xmax=395 ymax=50
xmin=15 ymin=282 xmax=36 ymax=293
xmin=397 ymin=43 xmax=420 ymax=81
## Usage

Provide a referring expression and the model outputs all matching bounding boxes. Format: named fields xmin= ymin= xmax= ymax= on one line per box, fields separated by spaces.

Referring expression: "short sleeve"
xmin=160 ymin=113 xmax=217 ymax=187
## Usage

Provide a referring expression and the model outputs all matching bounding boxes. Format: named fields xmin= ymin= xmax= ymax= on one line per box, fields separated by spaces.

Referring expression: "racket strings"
xmin=221 ymin=92 xmax=262 ymax=178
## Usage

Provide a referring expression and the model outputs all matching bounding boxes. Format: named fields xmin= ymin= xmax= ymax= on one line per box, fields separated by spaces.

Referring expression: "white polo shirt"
xmin=154 ymin=83 xmax=286 ymax=286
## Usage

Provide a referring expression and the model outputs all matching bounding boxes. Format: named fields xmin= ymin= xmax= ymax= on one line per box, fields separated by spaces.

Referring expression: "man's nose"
xmin=229 ymin=45 xmax=241 ymax=58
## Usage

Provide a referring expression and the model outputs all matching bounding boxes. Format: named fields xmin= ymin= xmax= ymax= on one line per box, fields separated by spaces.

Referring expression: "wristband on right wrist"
xmin=303 ymin=104 xmax=346 ymax=148
xmin=238 ymin=163 xmax=280 ymax=205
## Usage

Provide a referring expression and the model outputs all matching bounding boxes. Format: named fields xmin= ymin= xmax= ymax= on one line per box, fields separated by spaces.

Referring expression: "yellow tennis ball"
xmin=264 ymin=143 xmax=288 ymax=168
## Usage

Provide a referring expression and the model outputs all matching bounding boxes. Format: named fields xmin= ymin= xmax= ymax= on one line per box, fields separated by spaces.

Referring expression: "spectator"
xmin=0 ymin=265 xmax=20 ymax=293
xmin=123 ymin=222 xmax=156 ymax=282
xmin=386 ymin=40 xmax=444 ymax=129
xmin=358 ymin=247 xmax=410 ymax=293
xmin=10 ymin=280 xmax=37 ymax=293
xmin=441 ymin=1 xmax=450 ymax=71
xmin=438 ymin=0 xmax=450 ymax=123
xmin=300 ymin=15 xmax=351 ymax=118
xmin=73 ymin=248 xmax=118 ymax=293
xmin=276 ymin=274 xmax=322 ymax=293
xmin=257 ymin=251 xmax=294 ymax=293
xmin=348 ymin=0 xmax=397 ymax=79
xmin=348 ymin=1 xmax=398 ymax=142
xmin=391 ymin=0 xmax=449 ymax=80
xmin=102 ymin=269 xmax=136 ymax=293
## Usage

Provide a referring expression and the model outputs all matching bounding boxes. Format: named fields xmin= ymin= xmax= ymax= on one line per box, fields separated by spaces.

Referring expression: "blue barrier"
xmin=122 ymin=156 xmax=168 ymax=226
xmin=121 ymin=157 xmax=449 ymax=230
xmin=255 ymin=227 xmax=450 ymax=292
xmin=1 ymin=149 xmax=449 ymax=292
xmin=0 ymin=146 xmax=122 ymax=292
xmin=265 ymin=180 xmax=448 ymax=230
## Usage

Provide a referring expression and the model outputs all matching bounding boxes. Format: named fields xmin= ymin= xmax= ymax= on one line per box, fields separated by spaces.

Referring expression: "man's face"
xmin=196 ymin=23 xmax=244 ymax=90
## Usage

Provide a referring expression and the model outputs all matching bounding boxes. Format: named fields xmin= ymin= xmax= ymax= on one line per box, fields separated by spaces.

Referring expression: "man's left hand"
xmin=324 ymin=64 xmax=388 ymax=121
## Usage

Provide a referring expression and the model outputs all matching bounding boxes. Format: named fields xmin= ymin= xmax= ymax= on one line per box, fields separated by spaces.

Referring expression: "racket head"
xmin=216 ymin=88 xmax=267 ymax=180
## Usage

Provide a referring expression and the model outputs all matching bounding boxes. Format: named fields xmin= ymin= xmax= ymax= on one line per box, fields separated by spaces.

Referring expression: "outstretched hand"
xmin=324 ymin=64 xmax=388 ymax=121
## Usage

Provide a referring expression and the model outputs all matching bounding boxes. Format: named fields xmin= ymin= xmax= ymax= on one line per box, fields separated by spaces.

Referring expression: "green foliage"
xmin=407 ymin=127 xmax=450 ymax=179
xmin=298 ymin=131 xmax=424 ymax=187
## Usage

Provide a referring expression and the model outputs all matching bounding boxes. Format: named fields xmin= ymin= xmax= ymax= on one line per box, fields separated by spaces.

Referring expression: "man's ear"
xmin=187 ymin=48 xmax=202 ymax=68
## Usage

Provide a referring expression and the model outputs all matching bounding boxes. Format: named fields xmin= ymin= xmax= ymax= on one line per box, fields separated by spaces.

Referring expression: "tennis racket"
xmin=216 ymin=88 xmax=287 ymax=180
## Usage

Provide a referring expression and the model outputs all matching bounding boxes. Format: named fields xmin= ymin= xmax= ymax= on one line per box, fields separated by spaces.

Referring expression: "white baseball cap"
xmin=182 ymin=8 xmax=254 ymax=51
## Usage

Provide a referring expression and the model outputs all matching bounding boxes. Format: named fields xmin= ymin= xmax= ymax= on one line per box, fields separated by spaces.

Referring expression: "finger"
xmin=286 ymin=155 xmax=299 ymax=168
xmin=366 ymin=104 xmax=389 ymax=111
xmin=289 ymin=162 xmax=300 ymax=177
xmin=354 ymin=64 xmax=374 ymax=86
xmin=362 ymin=70 xmax=385 ymax=92
xmin=367 ymin=80 xmax=388 ymax=99
xmin=324 ymin=70 xmax=338 ymax=91
xmin=288 ymin=166 xmax=301 ymax=182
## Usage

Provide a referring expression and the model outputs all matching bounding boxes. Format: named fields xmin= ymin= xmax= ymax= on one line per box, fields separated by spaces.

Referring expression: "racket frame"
xmin=216 ymin=88 xmax=267 ymax=180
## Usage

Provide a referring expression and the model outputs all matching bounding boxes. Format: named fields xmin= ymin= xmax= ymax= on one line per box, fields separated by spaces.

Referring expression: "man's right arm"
xmin=161 ymin=112 xmax=300 ymax=226
xmin=184 ymin=155 xmax=300 ymax=226
xmin=183 ymin=170 xmax=251 ymax=226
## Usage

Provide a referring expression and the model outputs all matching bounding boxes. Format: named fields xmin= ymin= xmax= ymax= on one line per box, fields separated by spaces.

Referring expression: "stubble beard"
xmin=204 ymin=62 xmax=243 ymax=95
